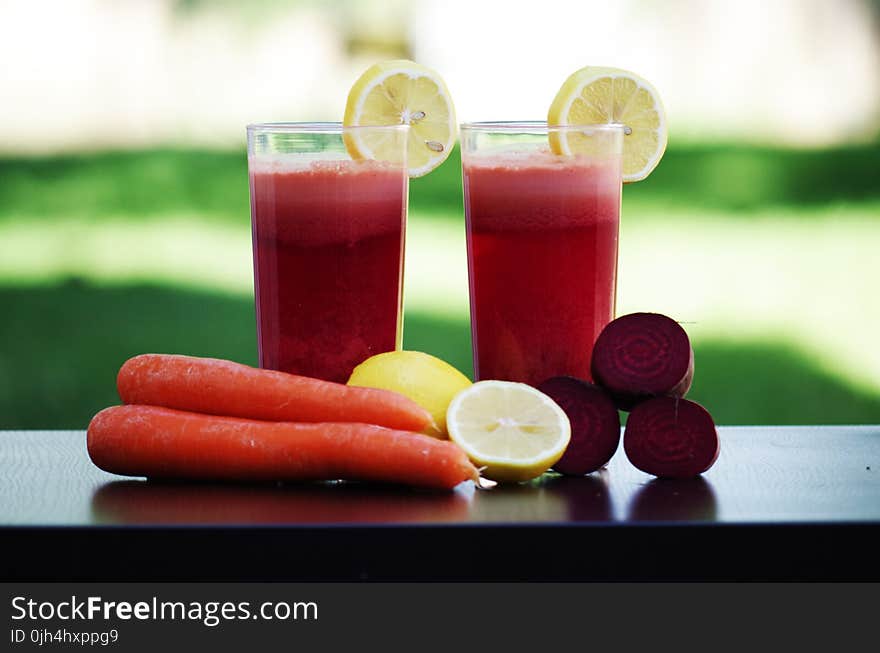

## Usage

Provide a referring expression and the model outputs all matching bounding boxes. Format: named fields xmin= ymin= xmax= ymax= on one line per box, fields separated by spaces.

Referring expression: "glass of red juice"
xmin=246 ymin=123 xmax=409 ymax=383
xmin=460 ymin=121 xmax=624 ymax=385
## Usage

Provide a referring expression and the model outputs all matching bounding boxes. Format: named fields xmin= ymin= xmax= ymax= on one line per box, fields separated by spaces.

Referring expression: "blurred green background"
xmin=1 ymin=0 xmax=879 ymax=428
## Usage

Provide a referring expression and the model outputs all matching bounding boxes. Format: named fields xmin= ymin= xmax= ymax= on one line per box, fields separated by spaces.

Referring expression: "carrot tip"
xmin=421 ymin=419 xmax=444 ymax=438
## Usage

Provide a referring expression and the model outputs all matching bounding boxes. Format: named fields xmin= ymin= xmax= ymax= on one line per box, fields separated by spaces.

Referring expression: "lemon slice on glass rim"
xmin=548 ymin=66 xmax=667 ymax=182
xmin=446 ymin=381 xmax=571 ymax=483
xmin=343 ymin=60 xmax=457 ymax=178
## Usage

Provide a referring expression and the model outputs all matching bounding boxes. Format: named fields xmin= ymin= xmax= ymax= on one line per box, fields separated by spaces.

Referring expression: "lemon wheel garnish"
xmin=344 ymin=60 xmax=456 ymax=178
xmin=446 ymin=381 xmax=571 ymax=483
xmin=548 ymin=66 xmax=667 ymax=182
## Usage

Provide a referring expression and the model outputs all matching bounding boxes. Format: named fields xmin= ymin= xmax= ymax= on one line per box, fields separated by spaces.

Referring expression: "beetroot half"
xmin=591 ymin=312 xmax=694 ymax=411
xmin=537 ymin=376 xmax=621 ymax=476
xmin=623 ymin=396 xmax=719 ymax=479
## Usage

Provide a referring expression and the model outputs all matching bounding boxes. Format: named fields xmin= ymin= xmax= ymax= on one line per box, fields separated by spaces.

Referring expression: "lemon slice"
xmin=348 ymin=350 xmax=472 ymax=439
xmin=547 ymin=66 xmax=667 ymax=182
xmin=446 ymin=381 xmax=571 ymax=483
xmin=344 ymin=60 xmax=456 ymax=178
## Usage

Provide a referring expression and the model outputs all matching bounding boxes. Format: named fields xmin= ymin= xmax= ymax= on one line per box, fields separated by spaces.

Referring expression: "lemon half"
xmin=446 ymin=381 xmax=571 ymax=483
xmin=548 ymin=66 xmax=667 ymax=182
xmin=344 ymin=60 xmax=456 ymax=178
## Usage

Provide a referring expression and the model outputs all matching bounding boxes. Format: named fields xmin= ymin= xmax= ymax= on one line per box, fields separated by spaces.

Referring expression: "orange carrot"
xmin=117 ymin=354 xmax=434 ymax=433
xmin=87 ymin=405 xmax=479 ymax=490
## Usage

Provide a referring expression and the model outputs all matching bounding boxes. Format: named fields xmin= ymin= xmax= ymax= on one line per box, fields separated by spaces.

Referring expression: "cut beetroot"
xmin=537 ymin=376 xmax=621 ymax=476
xmin=591 ymin=312 xmax=694 ymax=411
xmin=624 ymin=396 xmax=719 ymax=479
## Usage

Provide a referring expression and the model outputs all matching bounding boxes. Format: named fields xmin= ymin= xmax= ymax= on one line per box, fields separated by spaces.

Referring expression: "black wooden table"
xmin=1 ymin=426 xmax=878 ymax=581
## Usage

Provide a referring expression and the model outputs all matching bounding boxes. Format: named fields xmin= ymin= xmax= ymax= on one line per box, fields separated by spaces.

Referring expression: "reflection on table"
xmin=91 ymin=470 xmax=720 ymax=526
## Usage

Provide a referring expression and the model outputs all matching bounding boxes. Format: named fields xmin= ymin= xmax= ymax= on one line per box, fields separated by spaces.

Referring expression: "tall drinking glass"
xmin=247 ymin=123 xmax=409 ymax=383
xmin=460 ymin=121 xmax=624 ymax=385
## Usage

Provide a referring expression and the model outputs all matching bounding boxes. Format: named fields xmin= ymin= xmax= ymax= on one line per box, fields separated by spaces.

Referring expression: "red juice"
xmin=249 ymin=157 xmax=407 ymax=383
xmin=463 ymin=151 xmax=621 ymax=385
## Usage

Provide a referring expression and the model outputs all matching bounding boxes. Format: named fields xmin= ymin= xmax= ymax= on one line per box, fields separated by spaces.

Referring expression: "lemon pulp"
xmin=548 ymin=66 xmax=667 ymax=182
xmin=446 ymin=381 xmax=571 ymax=482
xmin=344 ymin=60 xmax=456 ymax=178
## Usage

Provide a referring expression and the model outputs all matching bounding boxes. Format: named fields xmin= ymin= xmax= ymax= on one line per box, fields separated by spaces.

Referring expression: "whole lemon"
xmin=347 ymin=351 xmax=472 ymax=438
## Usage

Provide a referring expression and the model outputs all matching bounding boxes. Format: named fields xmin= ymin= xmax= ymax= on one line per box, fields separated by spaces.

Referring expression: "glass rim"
xmin=460 ymin=120 xmax=626 ymax=133
xmin=247 ymin=121 xmax=408 ymax=134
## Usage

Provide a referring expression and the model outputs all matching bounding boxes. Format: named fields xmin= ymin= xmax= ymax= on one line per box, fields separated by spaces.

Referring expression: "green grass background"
xmin=2 ymin=144 xmax=879 ymax=428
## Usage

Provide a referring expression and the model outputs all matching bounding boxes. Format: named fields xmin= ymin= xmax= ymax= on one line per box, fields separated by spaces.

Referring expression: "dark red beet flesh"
xmin=537 ymin=376 xmax=621 ymax=475
xmin=624 ymin=396 xmax=719 ymax=479
xmin=591 ymin=312 xmax=694 ymax=411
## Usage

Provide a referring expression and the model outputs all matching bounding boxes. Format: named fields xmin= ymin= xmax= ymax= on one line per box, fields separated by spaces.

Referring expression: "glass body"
xmin=460 ymin=122 xmax=624 ymax=385
xmin=247 ymin=123 xmax=409 ymax=383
